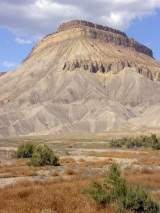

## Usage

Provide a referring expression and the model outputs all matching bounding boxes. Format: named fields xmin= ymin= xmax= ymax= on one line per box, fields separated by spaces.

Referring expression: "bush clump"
xmin=13 ymin=142 xmax=36 ymax=158
xmin=28 ymin=144 xmax=59 ymax=167
xmin=110 ymin=134 xmax=160 ymax=150
xmin=83 ymin=163 xmax=160 ymax=213
xmin=14 ymin=142 xmax=58 ymax=167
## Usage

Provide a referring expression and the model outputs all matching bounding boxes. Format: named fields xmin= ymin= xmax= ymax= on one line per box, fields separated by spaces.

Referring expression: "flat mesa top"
xmin=58 ymin=20 xmax=127 ymax=37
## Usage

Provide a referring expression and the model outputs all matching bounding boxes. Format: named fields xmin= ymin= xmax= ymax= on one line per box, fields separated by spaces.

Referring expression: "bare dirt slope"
xmin=0 ymin=20 xmax=160 ymax=137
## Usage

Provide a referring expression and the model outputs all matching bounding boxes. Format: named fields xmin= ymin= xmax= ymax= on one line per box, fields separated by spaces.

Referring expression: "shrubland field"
xmin=0 ymin=133 xmax=160 ymax=213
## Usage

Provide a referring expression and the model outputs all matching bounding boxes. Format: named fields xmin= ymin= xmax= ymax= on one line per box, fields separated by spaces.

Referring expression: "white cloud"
xmin=15 ymin=38 xmax=32 ymax=44
xmin=14 ymin=34 xmax=43 ymax=44
xmin=2 ymin=61 xmax=16 ymax=68
xmin=0 ymin=0 xmax=160 ymax=43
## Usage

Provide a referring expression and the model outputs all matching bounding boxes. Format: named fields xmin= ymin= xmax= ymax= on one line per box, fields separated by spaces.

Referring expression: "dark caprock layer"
xmin=58 ymin=20 xmax=153 ymax=57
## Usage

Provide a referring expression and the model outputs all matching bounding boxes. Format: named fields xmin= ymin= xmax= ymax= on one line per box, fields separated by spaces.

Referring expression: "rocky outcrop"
xmin=24 ymin=20 xmax=153 ymax=62
xmin=58 ymin=20 xmax=127 ymax=37
xmin=62 ymin=59 xmax=154 ymax=80
xmin=58 ymin=20 xmax=153 ymax=57
xmin=0 ymin=72 xmax=6 ymax=77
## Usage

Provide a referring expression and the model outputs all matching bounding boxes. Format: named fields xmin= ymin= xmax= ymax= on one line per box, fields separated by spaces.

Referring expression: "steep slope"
xmin=0 ymin=20 xmax=160 ymax=137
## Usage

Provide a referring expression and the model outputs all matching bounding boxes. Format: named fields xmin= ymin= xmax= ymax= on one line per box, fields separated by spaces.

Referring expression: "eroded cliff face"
xmin=62 ymin=59 xmax=156 ymax=80
xmin=58 ymin=20 xmax=127 ymax=37
xmin=25 ymin=20 xmax=153 ymax=61
xmin=58 ymin=20 xmax=152 ymax=57
xmin=21 ymin=20 xmax=159 ymax=81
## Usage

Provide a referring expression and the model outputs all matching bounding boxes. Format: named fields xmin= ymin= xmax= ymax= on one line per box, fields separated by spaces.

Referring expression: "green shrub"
xmin=28 ymin=144 xmax=59 ymax=167
xmin=110 ymin=134 xmax=160 ymax=150
xmin=104 ymin=163 xmax=127 ymax=200
xmin=124 ymin=184 xmax=159 ymax=213
xmin=14 ymin=142 xmax=59 ymax=167
xmin=110 ymin=140 xmax=122 ymax=148
xmin=83 ymin=163 xmax=160 ymax=213
xmin=151 ymin=134 xmax=160 ymax=150
xmin=83 ymin=181 xmax=111 ymax=207
xmin=13 ymin=142 xmax=37 ymax=158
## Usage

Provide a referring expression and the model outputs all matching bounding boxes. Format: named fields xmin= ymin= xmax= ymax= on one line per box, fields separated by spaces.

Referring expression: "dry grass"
xmin=0 ymin=177 xmax=114 ymax=213
xmin=63 ymin=168 xmax=76 ymax=176
xmin=151 ymin=191 xmax=160 ymax=201
xmin=59 ymin=157 xmax=76 ymax=165
xmin=0 ymin=159 xmax=37 ymax=178
xmin=66 ymin=144 xmax=72 ymax=148
xmin=128 ymin=149 xmax=160 ymax=166
xmin=0 ymin=158 xmax=27 ymax=168
xmin=0 ymin=138 xmax=160 ymax=212
xmin=80 ymin=159 xmax=112 ymax=168
xmin=0 ymin=175 xmax=159 ymax=213
xmin=52 ymin=169 xmax=59 ymax=176
xmin=124 ymin=168 xmax=160 ymax=189
xmin=79 ymin=158 xmax=85 ymax=162
xmin=87 ymin=151 xmax=139 ymax=159
xmin=132 ymin=157 xmax=160 ymax=166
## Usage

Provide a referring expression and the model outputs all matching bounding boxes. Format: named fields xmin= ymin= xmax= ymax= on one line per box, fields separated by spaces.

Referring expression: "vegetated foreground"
xmin=0 ymin=134 xmax=160 ymax=213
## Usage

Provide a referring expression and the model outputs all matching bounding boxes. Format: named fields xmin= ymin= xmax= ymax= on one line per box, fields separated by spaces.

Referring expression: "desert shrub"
xmin=83 ymin=181 xmax=111 ymax=207
xmin=150 ymin=134 xmax=160 ymax=150
xmin=124 ymin=184 xmax=160 ymax=213
xmin=28 ymin=144 xmax=59 ymax=167
xmin=13 ymin=142 xmax=37 ymax=158
xmin=104 ymin=163 xmax=127 ymax=199
xmin=14 ymin=142 xmax=58 ymax=167
xmin=110 ymin=134 xmax=160 ymax=150
xmin=83 ymin=163 xmax=160 ymax=213
xmin=110 ymin=140 xmax=122 ymax=148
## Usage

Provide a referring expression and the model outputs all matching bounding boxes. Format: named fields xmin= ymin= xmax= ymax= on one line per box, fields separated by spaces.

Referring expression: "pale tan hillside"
xmin=0 ymin=20 xmax=160 ymax=137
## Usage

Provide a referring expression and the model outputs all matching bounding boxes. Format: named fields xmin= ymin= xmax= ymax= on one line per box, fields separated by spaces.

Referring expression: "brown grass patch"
xmin=87 ymin=151 xmax=138 ymax=159
xmin=59 ymin=157 xmax=76 ymax=165
xmin=0 ymin=177 xmax=111 ymax=213
xmin=0 ymin=174 xmax=159 ymax=213
xmin=81 ymin=159 xmax=112 ymax=168
xmin=132 ymin=157 xmax=160 ymax=166
xmin=0 ymin=159 xmax=37 ymax=178
xmin=66 ymin=144 xmax=72 ymax=148
xmin=79 ymin=158 xmax=85 ymax=162
xmin=64 ymin=168 xmax=76 ymax=176
xmin=124 ymin=168 xmax=160 ymax=189
xmin=151 ymin=191 xmax=160 ymax=201
xmin=52 ymin=169 xmax=59 ymax=176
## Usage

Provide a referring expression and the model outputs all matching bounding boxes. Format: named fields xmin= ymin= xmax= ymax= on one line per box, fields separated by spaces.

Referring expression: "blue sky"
xmin=0 ymin=0 xmax=160 ymax=72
